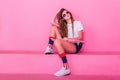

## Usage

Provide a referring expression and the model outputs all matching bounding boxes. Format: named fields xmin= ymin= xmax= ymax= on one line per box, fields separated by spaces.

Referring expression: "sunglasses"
xmin=62 ymin=11 xmax=69 ymax=18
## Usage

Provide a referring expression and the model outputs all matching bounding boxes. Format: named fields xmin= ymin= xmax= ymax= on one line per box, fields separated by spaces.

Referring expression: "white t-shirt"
xmin=67 ymin=21 xmax=84 ymax=38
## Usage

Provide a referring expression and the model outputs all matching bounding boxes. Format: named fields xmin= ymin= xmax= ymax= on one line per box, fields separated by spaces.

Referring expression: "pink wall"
xmin=0 ymin=0 xmax=120 ymax=52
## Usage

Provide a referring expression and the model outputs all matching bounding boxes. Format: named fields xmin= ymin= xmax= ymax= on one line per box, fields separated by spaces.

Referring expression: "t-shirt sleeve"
xmin=77 ymin=21 xmax=84 ymax=31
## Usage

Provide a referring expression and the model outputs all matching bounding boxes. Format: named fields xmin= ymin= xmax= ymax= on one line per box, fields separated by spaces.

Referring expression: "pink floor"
xmin=0 ymin=74 xmax=120 ymax=80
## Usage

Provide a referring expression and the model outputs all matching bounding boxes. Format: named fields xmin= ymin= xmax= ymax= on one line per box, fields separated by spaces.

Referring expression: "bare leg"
xmin=54 ymin=39 xmax=76 ymax=69
xmin=45 ymin=26 xmax=62 ymax=54
xmin=48 ymin=26 xmax=62 ymax=47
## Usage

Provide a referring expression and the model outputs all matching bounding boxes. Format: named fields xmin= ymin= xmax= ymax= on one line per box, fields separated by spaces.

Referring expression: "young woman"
xmin=44 ymin=8 xmax=84 ymax=76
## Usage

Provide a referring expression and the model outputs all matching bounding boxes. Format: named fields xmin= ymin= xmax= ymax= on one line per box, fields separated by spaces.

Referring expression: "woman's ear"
xmin=62 ymin=18 xmax=65 ymax=21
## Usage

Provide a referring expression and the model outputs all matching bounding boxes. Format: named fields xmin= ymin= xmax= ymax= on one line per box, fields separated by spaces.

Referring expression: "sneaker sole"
xmin=54 ymin=71 xmax=71 ymax=77
xmin=45 ymin=53 xmax=54 ymax=55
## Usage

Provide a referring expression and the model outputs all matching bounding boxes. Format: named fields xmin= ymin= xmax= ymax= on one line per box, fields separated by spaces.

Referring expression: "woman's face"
xmin=62 ymin=10 xmax=71 ymax=20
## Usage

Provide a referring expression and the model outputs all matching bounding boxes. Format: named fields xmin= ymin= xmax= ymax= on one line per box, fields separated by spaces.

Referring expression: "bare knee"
xmin=50 ymin=26 xmax=61 ymax=39
xmin=49 ymin=26 xmax=58 ymax=37
xmin=51 ymin=26 xmax=58 ymax=31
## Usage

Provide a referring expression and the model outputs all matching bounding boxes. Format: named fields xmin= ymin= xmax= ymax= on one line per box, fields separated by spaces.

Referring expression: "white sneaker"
xmin=44 ymin=46 xmax=54 ymax=54
xmin=54 ymin=67 xmax=71 ymax=76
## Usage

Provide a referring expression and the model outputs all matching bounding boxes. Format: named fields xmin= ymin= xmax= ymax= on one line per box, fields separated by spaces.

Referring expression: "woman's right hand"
xmin=50 ymin=10 xmax=60 ymax=27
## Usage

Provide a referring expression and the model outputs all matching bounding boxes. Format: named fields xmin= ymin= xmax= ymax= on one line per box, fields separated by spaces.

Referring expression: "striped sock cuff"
xmin=48 ymin=36 xmax=55 ymax=45
xmin=59 ymin=53 xmax=67 ymax=63
xmin=59 ymin=53 xmax=66 ymax=58
xmin=49 ymin=36 xmax=55 ymax=39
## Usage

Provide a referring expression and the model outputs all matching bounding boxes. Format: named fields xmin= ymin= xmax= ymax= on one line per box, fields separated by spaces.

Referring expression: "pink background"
xmin=0 ymin=0 xmax=120 ymax=76
xmin=0 ymin=0 xmax=120 ymax=52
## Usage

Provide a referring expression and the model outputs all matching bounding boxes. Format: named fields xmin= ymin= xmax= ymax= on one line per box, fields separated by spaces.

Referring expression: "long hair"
xmin=56 ymin=8 xmax=74 ymax=38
